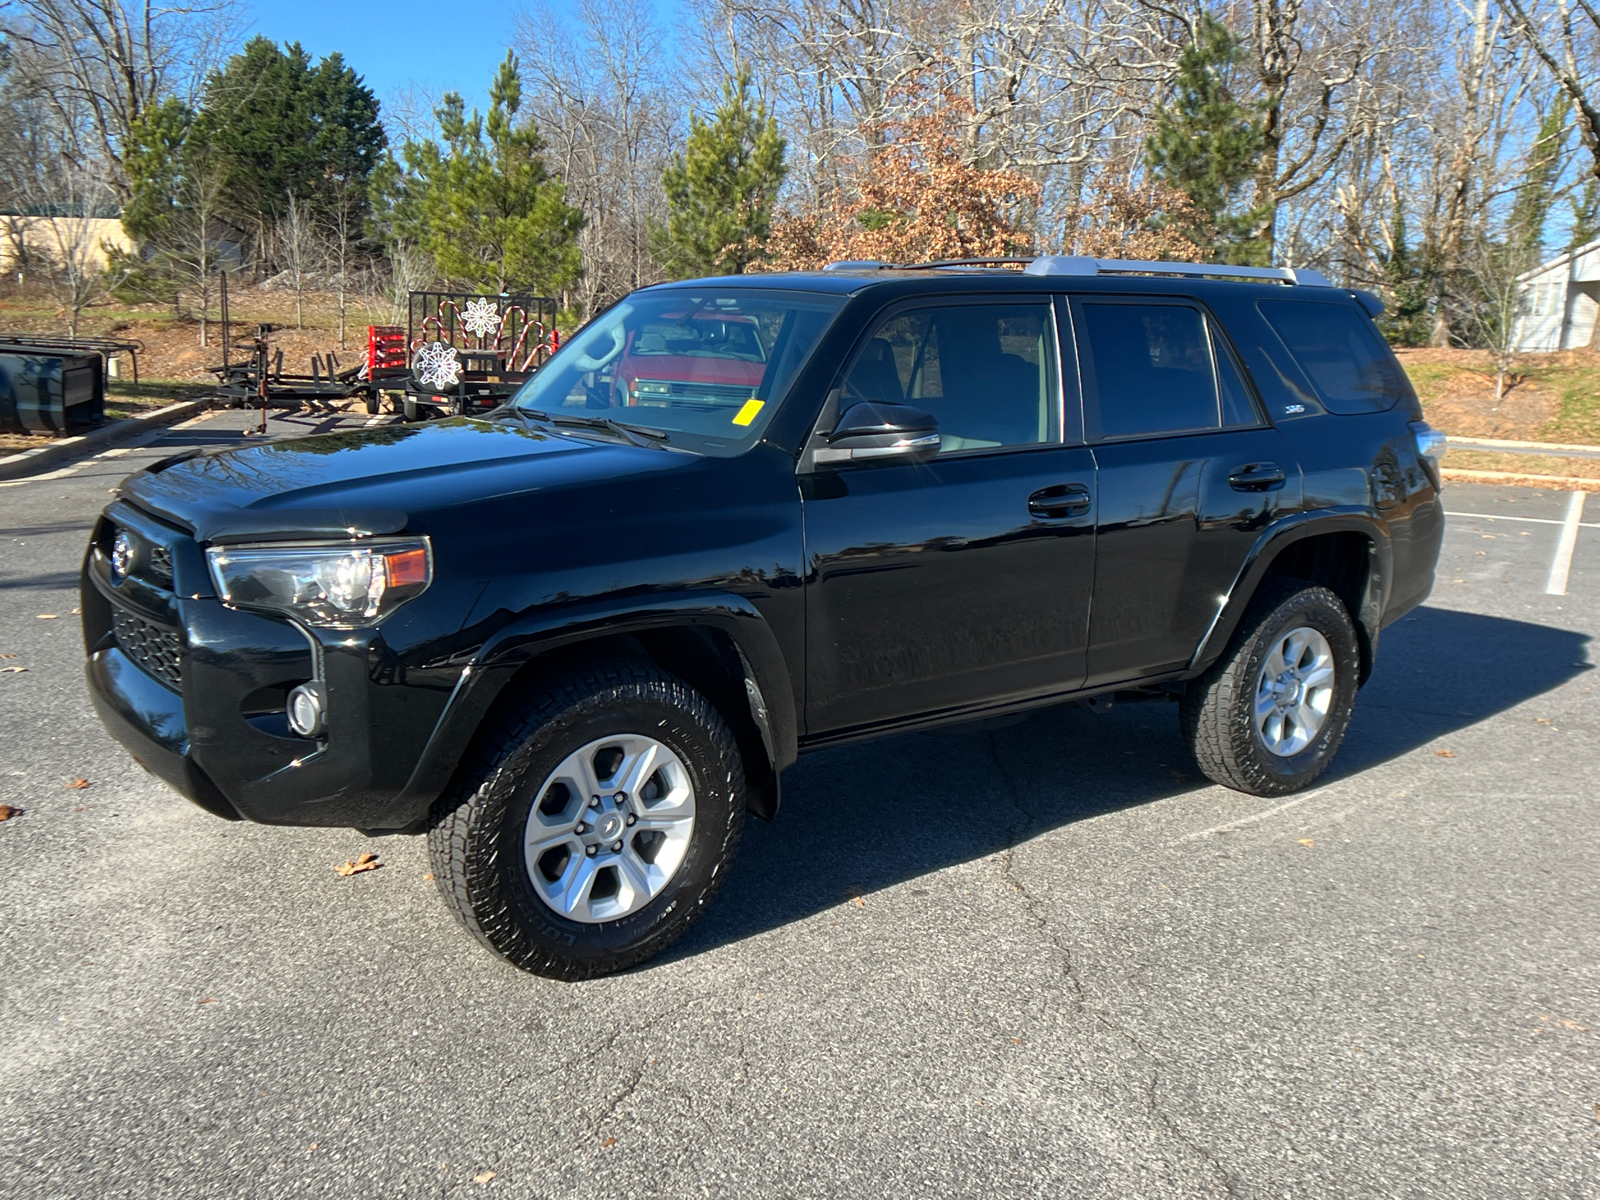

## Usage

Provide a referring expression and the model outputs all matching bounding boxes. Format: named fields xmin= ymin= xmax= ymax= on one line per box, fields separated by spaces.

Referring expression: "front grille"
xmin=631 ymin=379 xmax=756 ymax=405
xmin=113 ymin=607 xmax=183 ymax=691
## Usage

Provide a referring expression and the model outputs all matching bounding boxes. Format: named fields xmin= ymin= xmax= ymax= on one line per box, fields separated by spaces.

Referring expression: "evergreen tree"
xmin=1146 ymin=15 xmax=1268 ymax=264
xmin=1377 ymin=207 xmax=1432 ymax=346
xmin=658 ymin=69 xmax=787 ymax=276
xmin=1508 ymin=94 xmax=1570 ymax=261
xmin=197 ymin=37 xmax=385 ymax=250
xmin=1570 ymin=180 xmax=1600 ymax=250
xmin=393 ymin=52 xmax=582 ymax=295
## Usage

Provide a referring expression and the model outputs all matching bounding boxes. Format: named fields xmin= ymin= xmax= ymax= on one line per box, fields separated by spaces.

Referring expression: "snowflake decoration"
xmin=414 ymin=341 xmax=460 ymax=390
xmin=461 ymin=298 xmax=501 ymax=340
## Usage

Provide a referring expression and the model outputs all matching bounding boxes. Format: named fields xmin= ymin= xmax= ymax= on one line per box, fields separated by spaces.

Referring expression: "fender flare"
xmin=378 ymin=591 xmax=798 ymax=828
xmin=1187 ymin=507 xmax=1393 ymax=680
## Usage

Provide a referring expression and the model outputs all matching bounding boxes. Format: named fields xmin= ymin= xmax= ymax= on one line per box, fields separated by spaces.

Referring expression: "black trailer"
xmin=401 ymin=291 xmax=560 ymax=420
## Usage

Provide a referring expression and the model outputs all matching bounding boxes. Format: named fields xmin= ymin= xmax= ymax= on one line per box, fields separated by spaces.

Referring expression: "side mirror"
xmin=814 ymin=401 xmax=940 ymax=466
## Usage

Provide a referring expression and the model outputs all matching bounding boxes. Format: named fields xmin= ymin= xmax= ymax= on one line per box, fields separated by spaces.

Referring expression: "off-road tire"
xmin=426 ymin=659 xmax=745 ymax=979
xmin=1180 ymin=580 xmax=1360 ymax=797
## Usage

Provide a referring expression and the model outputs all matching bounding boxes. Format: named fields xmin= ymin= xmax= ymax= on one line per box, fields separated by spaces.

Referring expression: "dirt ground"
xmin=1397 ymin=346 xmax=1600 ymax=445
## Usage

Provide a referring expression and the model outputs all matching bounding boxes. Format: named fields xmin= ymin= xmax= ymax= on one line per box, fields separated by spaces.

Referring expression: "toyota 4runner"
xmin=81 ymin=256 xmax=1446 ymax=978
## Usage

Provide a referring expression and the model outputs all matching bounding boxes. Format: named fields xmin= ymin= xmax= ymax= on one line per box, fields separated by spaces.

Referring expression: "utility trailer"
xmin=399 ymin=291 xmax=560 ymax=421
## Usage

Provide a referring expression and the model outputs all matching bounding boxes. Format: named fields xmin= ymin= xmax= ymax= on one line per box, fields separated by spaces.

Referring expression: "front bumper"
xmin=82 ymin=502 xmax=451 ymax=829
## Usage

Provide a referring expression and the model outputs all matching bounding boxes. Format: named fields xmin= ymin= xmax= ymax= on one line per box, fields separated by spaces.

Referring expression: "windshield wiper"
xmin=519 ymin=408 xmax=671 ymax=448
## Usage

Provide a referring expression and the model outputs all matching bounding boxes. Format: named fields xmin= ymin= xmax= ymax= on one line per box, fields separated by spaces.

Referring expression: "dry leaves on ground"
xmin=66 ymin=777 xmax=90 ymax=789
xmin=1435 ymin=749 xmax=1457 ymax=758
xmin=600 ymin=1137 xmax=617 ymax=1148
xmin=0 ymin=804 xmax=22 ymax=821
xmin=1297 ymin=838 xmax=1316 ymax=847
xmin=35 ymin=614 xmax=58 ymax=620
xmin=0 ymin=666 xmax=25 ymax=674
xmin=474 ymin=1170 xmax=497 ymax=1183
xmin=333 ymin=852 xmax=381 ymax=876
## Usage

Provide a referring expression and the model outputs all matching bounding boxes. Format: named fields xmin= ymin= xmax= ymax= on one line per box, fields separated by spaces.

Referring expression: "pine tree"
xmin=1377 ymin=207 xmax=1432 ymax=346
xmin=1508 ymin=94 xmax=1570 ymax=261
xmin=658 ymin=69 xmax=787 ymax=277
xmin=395 ymin=52 xmax=583 ymax=295
xmin=1146 ymin=15 xmax=1268 ymax=264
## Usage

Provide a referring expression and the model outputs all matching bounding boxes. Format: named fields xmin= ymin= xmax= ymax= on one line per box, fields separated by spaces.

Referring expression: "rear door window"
xmin=1257 ymin=300 xmax=1407 ymax=414
xmin=1074 ymin=301 xmax=1222 ymax=440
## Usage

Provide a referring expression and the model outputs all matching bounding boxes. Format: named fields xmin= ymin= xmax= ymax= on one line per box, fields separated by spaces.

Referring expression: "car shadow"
xmin=665 ymin=605 xmax=1591 ymax=961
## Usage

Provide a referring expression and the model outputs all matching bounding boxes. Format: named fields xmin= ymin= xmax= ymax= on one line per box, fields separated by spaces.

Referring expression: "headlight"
xmin=206 ymin=538 xmax=432 ymax=627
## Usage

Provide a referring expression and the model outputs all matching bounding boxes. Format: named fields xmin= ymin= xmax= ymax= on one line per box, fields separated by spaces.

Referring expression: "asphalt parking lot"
xmin=2 ymin=409 xmax=1596 ymax=1199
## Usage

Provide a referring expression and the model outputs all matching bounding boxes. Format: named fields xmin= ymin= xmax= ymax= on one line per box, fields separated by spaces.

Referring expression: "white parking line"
xmin=1445 ymin=510 xmax=1600 ymax=529
xmin=1545 ymin=493 xmax=1587 ymax=596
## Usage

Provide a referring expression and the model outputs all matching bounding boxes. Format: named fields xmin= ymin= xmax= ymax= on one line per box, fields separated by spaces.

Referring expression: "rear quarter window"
xmin=1257 ymin=299 xmax=1412 ymax=415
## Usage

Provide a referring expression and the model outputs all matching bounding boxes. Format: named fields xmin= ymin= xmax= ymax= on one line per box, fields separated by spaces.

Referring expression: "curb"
xmin=0 ymin=400 xmax=210 ymax=482
xmin=1447 ymin=435 xmax=1600 ymax=462
xmin=1441 ymin=468 xmax=1600 ymax=493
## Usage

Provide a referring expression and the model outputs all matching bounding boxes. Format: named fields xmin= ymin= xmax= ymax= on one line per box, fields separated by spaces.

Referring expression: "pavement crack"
xmin=986 ymin=735 xmax=1240 ymax=1197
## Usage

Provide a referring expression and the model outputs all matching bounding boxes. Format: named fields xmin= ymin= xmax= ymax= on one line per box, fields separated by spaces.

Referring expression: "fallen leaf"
xmin=0 ymin=653 xmax=14 ymax=659
xmin=422 ymin=872 xmax=435 ymax=882
xmin=474 ymin=1170 xmax=497 ymax=1183
xmin=851 ymin=895 xmax=865 ymax=907
xmin=307 ymin=1142 xmax=319 ymax=1153
xmin=0 ymin=666 xmax=25 ymax=674
xmin=1011 ymin=1037 xmax=1023 ymax=1044
xmin=0 ymin=804 xmax=21 ymax=821
xmin=1435 ymin=749 xmax=1456 ymax=758
xmin=73 ymin=806 xmax=85 ymax=812
xmin=1559 ymin=1019 xmax=1590 ymax=1031
xmin=66 ymin=777 xmax=90 ymax=789
xmin=600 ymin=1137 xmax=616 ymax=1148
xmin=35 ymin=613 xmax=58 ymax=620
xmin=333 ymin=852 xmax=381 ymax=876
xmin=1297 ymin=838 xmax=1315 ymax=847
xmin=197 ymin=998 xmax=215 ymax=1005
xmin=70 ymin=607 xmax=80 ymax=615
xmin=1535 ymin=717 xmax=1553 ymax=725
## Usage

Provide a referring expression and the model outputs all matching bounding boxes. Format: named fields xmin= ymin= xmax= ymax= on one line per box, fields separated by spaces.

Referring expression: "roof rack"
xmin=818 ymin=255 xmax=1331 ymax=287
xmin=1024 ymin=256 xmax=1331 ymax=286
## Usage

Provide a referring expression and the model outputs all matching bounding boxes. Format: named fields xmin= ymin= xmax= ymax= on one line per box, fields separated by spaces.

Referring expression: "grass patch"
xmin=1442 ymin=448 xmax=1600 ymax=480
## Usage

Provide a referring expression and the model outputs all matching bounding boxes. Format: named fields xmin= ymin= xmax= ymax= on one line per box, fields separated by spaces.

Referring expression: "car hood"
xmin=120 ymin=416 xmax=692 ymax=544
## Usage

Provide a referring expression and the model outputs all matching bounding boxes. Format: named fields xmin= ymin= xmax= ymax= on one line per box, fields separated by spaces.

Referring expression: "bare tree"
xmin=0 ymin=1 xmax=241 ymax=193
xmin=276 ymin=192 xmax=314 ymax=330
xmin=1500 ymin=0 xmax=1600 ymax=182
xmin=516 ymin=0 xmax=681 ymax=316
xmin=26 ymin=160 xmax=117 ymax=337
xmin=160 ymin=152 xmax=228 ymax=346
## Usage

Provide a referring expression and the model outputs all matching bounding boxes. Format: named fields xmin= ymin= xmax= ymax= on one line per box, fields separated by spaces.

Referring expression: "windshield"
xmin=512 ymin=289 xmax=845 ymax=454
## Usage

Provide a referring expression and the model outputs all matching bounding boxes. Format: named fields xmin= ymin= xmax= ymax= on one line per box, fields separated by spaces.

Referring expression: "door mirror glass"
xmin=815 ymin=401 xmax=940 ymax=466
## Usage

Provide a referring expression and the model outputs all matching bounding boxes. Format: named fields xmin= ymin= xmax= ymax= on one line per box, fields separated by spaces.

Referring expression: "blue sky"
xmin=240 ymin=0 xmax=683 ymax=136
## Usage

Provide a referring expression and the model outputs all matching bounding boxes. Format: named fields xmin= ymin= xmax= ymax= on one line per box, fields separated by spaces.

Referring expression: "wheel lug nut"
xmin=626 ymin=814 xmax=636 ymax=825
xmin=575 ymin=823 xmax=586 ymax=834
xmin=586 ymin=844 xmax=597 ymax=856
xmin=590 ymin=796 xmax=601 ymax=808
xmin=613 ymin=792 xmax=626 ymax=804
xmin=611 ymin=840 xmax=623 ymax=852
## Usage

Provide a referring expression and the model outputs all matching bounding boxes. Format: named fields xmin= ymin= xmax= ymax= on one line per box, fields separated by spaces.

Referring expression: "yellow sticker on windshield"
xmin=732 ymin=399 xmax=764 ymax=427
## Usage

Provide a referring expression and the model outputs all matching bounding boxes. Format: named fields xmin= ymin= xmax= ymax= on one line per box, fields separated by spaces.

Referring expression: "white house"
xmin=1513 ymin=238 xmax=1600 ymax=351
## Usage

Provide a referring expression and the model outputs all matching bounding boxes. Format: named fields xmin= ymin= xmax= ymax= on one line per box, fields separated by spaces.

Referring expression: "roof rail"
xmin=1024 ymin=256 xmax=1331 ymax=287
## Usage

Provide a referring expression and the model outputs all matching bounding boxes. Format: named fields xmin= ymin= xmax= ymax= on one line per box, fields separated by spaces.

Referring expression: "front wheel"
xmin=1180 ymin=581 xmax=1361 ymax=796
xmin=427 ymin=660 xmax=745 ymax=979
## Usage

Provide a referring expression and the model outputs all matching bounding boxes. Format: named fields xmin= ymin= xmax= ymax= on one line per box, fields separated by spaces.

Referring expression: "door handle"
xmin=1228 ymin=463 xmax=1286 ymax=492
xmin=1029 ymin=483 xmax=1092 ymax=519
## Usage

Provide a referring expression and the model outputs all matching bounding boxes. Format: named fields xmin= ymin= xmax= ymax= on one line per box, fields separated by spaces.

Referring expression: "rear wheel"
xmin=1181 ymin=581 xmax=1360 ymax=796
xmin=427 ymin=659 xmax=745 ymax=979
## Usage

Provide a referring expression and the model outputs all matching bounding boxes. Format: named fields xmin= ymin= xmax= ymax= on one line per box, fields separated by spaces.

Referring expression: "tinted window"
xmin=841 ymin=304 xmax=1059 ymax=453
xmin=1077 ymin=303 xmax=1219 ymax=439
xmin=1257 ymin=300 xmax=1406 ymax=414
xmin=1213 ymin=328 xmax=1259 ymax=427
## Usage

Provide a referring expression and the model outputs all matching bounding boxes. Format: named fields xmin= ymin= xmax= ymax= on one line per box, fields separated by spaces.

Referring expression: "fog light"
xmin=287 ymin=682 xmax=326 ymax=738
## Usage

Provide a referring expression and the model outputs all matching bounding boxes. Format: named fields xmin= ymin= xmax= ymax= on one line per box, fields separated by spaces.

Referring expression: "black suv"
xmin=82 ymin=257 xmax=1445 ymax=978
